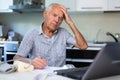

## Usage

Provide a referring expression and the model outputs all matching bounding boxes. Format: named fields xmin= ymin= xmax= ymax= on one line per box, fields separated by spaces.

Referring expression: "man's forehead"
xmin=51 ymin=6 xmax=64 ymax=15
xmin=45 ymin=7 xmax=63 ymax=18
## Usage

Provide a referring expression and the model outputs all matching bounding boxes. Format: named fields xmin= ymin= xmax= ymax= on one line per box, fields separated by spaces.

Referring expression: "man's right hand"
xmin=32 ymin=57 xmax=48 ymax=69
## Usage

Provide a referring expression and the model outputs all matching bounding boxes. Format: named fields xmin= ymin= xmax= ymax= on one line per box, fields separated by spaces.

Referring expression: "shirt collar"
xmin=38 ymin=23 xmax=58 ymax=35
xmin=38 ymin=25 xmax=43 ymax=35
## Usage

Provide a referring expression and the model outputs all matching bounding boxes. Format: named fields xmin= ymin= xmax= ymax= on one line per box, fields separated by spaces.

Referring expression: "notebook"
xmin=54 ymin=43 xmax=120 ymax=80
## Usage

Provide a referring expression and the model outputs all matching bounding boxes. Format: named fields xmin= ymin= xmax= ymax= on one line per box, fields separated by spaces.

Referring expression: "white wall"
xmin=0 ymin=12 xmax=120 ymax=42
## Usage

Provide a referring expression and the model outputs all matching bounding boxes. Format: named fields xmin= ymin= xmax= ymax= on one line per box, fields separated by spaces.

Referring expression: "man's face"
xmin=44 ymin=5 xmax=64 ymax=31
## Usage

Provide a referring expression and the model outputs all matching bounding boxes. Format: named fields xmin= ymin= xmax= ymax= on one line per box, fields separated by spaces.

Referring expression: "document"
xmin=0 ymin=66 xmax=74 ymax=80
xmin=33 ymin=66 xmax=74 ymax=80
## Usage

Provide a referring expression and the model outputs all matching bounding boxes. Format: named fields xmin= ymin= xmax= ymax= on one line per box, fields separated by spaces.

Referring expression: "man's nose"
xmin=55 ymin=17 xmax=60 ymax=23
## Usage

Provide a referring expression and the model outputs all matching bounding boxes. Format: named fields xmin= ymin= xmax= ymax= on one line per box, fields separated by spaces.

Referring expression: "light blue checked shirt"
xmin=17 ymin=25 xmax=76 ymax=67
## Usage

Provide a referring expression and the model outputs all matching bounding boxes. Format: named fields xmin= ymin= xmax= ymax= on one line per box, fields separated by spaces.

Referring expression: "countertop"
xmin=67 ymin=42 xmax=106 ymax=51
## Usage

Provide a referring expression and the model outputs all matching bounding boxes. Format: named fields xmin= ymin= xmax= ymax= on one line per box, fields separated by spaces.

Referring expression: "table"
xmin=0 ymin=70 xmax=74 ymax=80
xmin=0 ymin=71 xmax=120 ymax=80
xmin=0 ymin=65 xmax=120 ymax=80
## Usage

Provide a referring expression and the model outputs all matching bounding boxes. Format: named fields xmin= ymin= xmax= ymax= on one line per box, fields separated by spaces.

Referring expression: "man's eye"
xmin=53 ymin=14 xmax=63 ymax=21
xmin=53 ymin=14 xmax=57 ymax=17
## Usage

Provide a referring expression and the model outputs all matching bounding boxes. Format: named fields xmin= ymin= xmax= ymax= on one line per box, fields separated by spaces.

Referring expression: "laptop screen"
xmin=83 ymin=43 xmax=120 ymax=80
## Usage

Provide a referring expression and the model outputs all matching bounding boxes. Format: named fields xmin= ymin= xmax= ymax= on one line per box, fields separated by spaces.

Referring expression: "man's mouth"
xmin=52 ymin=23 xmax=58 ymax=27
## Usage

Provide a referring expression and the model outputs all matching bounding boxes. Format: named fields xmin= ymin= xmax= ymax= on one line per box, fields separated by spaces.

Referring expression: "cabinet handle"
xmin=66 ymin=58 xmax=94 ymax=63
xmin=115 ymin=6 xmax=120 ymax=9
xmin=66 ymin=7 xmax=70 ymax=10
xmin=13 ymin=47 xmax=17 ymax=50
xmin=81 ymin=7 xmax=103 ymax=9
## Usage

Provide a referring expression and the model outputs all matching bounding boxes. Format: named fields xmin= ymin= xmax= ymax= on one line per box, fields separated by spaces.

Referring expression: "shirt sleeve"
xmin=17 ymin=30 xmax=34 ymax=57
xmin=64 ymin=29 xmax=76 ymax=48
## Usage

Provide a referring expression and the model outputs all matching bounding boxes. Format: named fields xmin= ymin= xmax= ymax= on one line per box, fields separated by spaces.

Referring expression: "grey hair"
xmin=45 ymin=3 xmax=61 ymax=11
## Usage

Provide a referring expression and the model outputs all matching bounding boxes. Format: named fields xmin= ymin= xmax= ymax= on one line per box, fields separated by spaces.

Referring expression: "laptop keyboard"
xmin=54 ymin=67 xmax=89 ymax=79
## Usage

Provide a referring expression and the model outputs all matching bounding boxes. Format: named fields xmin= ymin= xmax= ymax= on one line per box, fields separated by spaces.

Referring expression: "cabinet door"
xmin=108 ymin=0 xmax=120 ymax=11
xmin=66 ymin=49 xmax=99 ymax=67
xmin=76 ymin=0 xmax=107 ymax=11
xmin=45 ymin=0 xmax=76 ymax=11
xmin=0 ymin=0 xmax=13 ymax=13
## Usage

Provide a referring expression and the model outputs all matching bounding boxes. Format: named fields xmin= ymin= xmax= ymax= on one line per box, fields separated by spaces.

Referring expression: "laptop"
xmin=54 ymin=43 xmax=120 ymax=80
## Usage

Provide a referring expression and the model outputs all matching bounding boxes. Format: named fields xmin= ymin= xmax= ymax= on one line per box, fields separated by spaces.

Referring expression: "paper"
xmin=32 ymin=66 xmax=71 ymax=80
xmin=0 ymin=66 xmax=74 ymax=80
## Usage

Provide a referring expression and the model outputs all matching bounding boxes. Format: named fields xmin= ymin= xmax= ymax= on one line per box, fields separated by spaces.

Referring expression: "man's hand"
xmin=60 ymin=5 xmax=73 ymax=25
xmin=32 ymin=57 xmax=48 ymax=69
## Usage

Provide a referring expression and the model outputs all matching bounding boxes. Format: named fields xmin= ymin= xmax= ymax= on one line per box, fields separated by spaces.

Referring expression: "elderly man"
xmin=13 ymin=3 xmax=88 ymax=69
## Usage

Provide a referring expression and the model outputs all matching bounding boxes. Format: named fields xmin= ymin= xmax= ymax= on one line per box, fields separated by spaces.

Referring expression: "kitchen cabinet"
xmin=45 ymin=0 xmax=76 ymax=12
xmin=66 ymin=49 xmax=98 ymax=67
xmin=66 ymin=43 xmax=105 ymax=67
xmin=0 ymin=41 xmax=18 ymax=62
xmin=76 ymin=0 xmax=107 ymax=11
xmin=108 ymin=0 xmax=120 ymax=11
xmin=0 ymin=0 xmax=13 ymax=13
xmin=0 ymin=45 xmax=4 ymax=61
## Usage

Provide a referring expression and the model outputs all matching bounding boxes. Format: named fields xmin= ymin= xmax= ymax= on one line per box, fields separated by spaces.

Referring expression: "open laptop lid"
xmin=82 ymin=43 xmax=120 ymax=80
